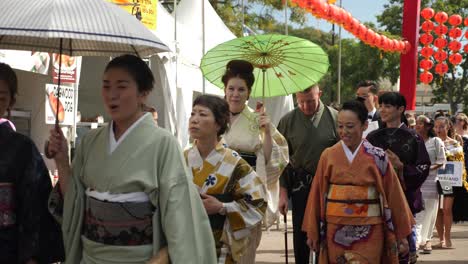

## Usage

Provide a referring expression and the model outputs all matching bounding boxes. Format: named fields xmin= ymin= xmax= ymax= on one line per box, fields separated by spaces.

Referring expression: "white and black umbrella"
xmin=0 ymin=0 xmax=168 ymax=57
xmin=0 ymin=0 xmax=170 ymax=157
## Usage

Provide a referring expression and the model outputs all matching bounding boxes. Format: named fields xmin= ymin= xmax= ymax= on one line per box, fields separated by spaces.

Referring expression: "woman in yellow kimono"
xmin=302 ymin=100 xmax=413 ymax=263
xmin=185 ymin=95 xmax=267 ymax=263
xmin=47 ymin=55 xmax=216 ymax=264
xmin=434 ymin=115 xmax=468 ymax=249
xmin=221 ymin=60 xmax=289 ymax=263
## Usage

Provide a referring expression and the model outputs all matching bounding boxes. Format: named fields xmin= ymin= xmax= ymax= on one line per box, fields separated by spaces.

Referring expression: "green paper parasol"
xmin=200 ymin=34 xmax=329 ymax=98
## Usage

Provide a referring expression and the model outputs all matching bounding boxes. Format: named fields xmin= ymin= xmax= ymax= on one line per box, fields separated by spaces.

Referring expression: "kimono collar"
xmin=109 ymin=112 xmax=150 ymax=154
xmin=340 ymin=139 xmax=364 ymax=163
xmin=188 ymin=141 xmax=226 ymax=169
xmin=0 ymin=118 xmax=15 ymax=131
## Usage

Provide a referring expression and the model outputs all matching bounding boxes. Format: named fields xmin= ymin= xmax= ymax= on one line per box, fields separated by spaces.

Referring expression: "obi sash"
xmin=209 ymin=193 xmax=233 ymax=230
xmin=238 ymin=151 xmax=257 ymax=169
xmin=83 ymin=196 xmax=154 ymax=246
xmin=326 ymin=184 xmax=381 ymax=218
xmin=0 ymin=183 xmax=15 ymax=227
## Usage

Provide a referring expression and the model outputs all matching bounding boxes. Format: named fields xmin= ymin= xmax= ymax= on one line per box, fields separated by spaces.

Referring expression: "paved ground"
xmin=256 ymin=212 xmax=468 ymax=263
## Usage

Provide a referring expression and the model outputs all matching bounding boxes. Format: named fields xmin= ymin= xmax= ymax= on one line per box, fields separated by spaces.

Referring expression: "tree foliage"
xmin=203 ymin=1 xmax=412 ymax=105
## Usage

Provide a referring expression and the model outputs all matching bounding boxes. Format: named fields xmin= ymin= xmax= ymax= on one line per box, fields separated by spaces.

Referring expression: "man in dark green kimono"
xmin=277 ymin=85 xmax=339 ymax=263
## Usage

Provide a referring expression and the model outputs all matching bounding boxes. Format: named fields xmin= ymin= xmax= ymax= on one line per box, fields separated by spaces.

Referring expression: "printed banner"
xmin=52 ymin=54 xmax=77 ymax=84
xmin=45 ymin=84 xmax=75 ymax=126
xmin=108 ymin=0 xmax=157 ymax=30
xmin=437 ymin=161 xmax=463 ymax=187
xmin=0 ymin=50 xmax=50 ymax=75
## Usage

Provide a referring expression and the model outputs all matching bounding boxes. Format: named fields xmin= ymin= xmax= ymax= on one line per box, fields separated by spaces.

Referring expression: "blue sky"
xmin=304 ymin=0 xmax=388 ymax=38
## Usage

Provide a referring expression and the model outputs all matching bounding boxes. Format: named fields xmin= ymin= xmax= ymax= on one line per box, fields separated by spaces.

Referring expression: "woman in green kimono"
xmin=185 ymin=95 xmax=267 ymax=263
xmin=47 ymin=55 xmax=216 ymax=264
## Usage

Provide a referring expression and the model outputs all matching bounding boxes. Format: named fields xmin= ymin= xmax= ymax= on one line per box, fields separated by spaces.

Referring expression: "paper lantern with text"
xmin=419 ymin=59 xmax=434 ymax=70
xmin=434 ymin=12 xmax=448 ymax=24
xmin=434 ymin=37 xmax=448 ymax=49
xmin=434 ymin=50 xmax=448 ymax=62
xmin=421 ymin=20 xmax=435 ymax=32
xmin=421 ymin=46 xmax=434 ymax=58
xmin=448 ymin=41 xmax=462 ymax=52
xmin=449 ymin=53 xmax=463 ymax=65
xmin=434 ymin=25 xmax=448 ymax=35
xmin=448 ymin=14 xmax=462 ymax=26
xmin=420 ymin=71 xmax=433 ymax=84
xmin=419 ymin=33 xmax=433 ymax=45
xmin=449 ymin=28 xmax=463 ymax=39
xmin=421 ymin=8 xmax=435 ymax=20
xmin=435 ymin=63 xmax=449 ymax=75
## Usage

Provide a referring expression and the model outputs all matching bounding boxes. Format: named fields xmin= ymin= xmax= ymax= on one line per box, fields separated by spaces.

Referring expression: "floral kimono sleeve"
xmin=263 ymin=125 xmax=289 ymax=185
xmin=224 ymin=159 xmax=267 ymax=239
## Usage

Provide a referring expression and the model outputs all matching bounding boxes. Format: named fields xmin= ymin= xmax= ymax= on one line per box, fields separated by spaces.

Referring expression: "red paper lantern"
xmin=448 ymin=14 xmax=462 ymax=26
xmin=421 ymin=20 xmax=435 ymax=32
xmin=419 ymin=33 xmax=433 ymax=45
xmin=421 ymin=46 xmax=434 ymax=58
xmin=465 ymin=44 xmax=468 ymax=54
xmin=397 ymin=41 xmax=405 ymax=52
xmin=449 ymin=53 xmax=463 ymax=65
xmin=381 ymin=37 xmax=390 ymax=50
xmin=315 ymin=1 xmax=329 ymax=17
xmin=448 ymin=41 xmax=462 ymax=52
xmin=372 ymin=34 xmax=382 ymax=47
xmin=326 ymin=4 xmax=339 ymax=22
xmin=435 ymin=63 xmax=449 ymax=75
xmin=434 ymin=12 xmax=448 ymax=24
xmin=434 ymin=25 xmax=448 ymax=35
xmin=420 ymin=71 xmax=433 ymax=84
xmin=434 ymin=37 xmax=448 ymax=48
xmin=419 ymin=59 xmax=434 ymax=70
xmin=465 ymin=31 xmax=468 ymax=39
xmin=356 ymin=24 xmax=367 ymax=38
xmin=449 ymin=28 xmax=463 ymax=39
xmin=434 ymin=50 xmax=448 ymax=62
xmin=465 ymin=17 xmax=468 ymax=27
xmin=358 ymin=26 xmax=368 ymax=40
xmin=404 ymin=41 xmax=411 ymax=53
xmin=421 ymin=7 xmax=435 ymax=20
xmin=365 ymin=29 xmax=375 ymax=44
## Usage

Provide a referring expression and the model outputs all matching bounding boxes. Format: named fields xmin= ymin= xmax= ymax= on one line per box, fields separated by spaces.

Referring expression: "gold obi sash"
xmin=326 ymin=184 xmax=381 ymax=218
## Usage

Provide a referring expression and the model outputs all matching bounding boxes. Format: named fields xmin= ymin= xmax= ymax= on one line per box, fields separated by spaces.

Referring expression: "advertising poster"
xmin=108 ymin=0 xmax=157 ymax=30
xmin=52 ymin=54 xmax=77 ymax=84
xmin=0 ymin=50 xmax=50 ymax=75
xmin=437 ymin=161 xmax=463 ymax=187
xmin=45 ymin=84 xmax=75 ymax=126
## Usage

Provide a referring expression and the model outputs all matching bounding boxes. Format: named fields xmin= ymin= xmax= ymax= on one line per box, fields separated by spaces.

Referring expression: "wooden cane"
xmin=284 ymin=213 xmax=289 ymax=264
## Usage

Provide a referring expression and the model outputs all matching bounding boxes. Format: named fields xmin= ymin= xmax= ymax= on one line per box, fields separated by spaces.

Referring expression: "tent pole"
xmin=337 ymin=0 xmax=342 ymax=105
xmin=284 ymin=0 xmax=288 ymax=35
xmin=202 ymin=0 xmax=206 ymax=94
xmin=174 ymin=0 xmax=178 ymax=89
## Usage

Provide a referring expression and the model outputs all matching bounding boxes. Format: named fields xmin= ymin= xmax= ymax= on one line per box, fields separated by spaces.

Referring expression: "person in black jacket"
xmin=0 ymin=62 xmax=64 ymax=264
xmin=356 ymin=80 xmax=383 ymax=128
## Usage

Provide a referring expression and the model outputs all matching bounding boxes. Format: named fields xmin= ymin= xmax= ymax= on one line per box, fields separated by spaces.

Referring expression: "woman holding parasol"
xmin=220 ymin=60 xmax=289 ymax=263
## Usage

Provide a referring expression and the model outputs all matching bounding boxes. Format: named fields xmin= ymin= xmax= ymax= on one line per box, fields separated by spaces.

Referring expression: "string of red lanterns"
xmin=292 ymin=0 xmax=410 ymax=53
xmin=418 ymin=7 xmax=467 ymax=84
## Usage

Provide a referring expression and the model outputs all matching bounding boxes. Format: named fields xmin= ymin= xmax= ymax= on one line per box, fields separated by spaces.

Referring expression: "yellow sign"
xmin=108 ymin=0 xmax=157 ymax=30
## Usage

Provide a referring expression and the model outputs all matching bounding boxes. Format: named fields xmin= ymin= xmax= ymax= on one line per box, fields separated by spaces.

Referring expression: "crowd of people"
xmin=1 ymin=55 xmax=468 ymax=264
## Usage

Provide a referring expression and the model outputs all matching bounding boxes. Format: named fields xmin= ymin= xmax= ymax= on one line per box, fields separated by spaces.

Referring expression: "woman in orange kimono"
xmin=302 ymin=100 xmax=413 ymax=263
